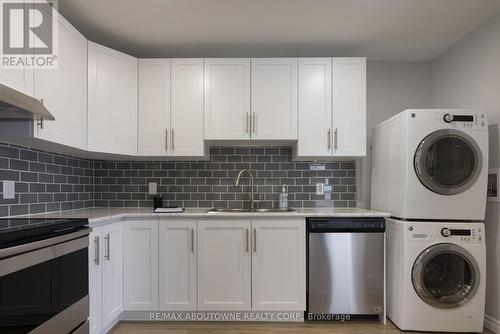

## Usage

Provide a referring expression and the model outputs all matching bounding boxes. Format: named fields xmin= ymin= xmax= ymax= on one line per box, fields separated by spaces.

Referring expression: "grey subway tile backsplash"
xmin=0 ymin=142 xmax=95 ymax=217
xmin=0 ymin=143 xmax=357 ymax=217
xmin=93 ymin=146 xmax=356 ymax=210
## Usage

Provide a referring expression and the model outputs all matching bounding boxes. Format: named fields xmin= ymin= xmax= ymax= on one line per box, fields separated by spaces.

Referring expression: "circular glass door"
xmin=414 ymin=129 xmax=482 ymax=195
xmin=412 ymin=243 xmax=479 ymax=308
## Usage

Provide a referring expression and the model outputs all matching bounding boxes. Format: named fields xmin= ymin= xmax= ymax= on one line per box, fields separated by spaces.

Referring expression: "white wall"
xmin=357 ymin=61 xmax=432 ymax=208
xmin=431 ymin=11 xmax=500 ymax=332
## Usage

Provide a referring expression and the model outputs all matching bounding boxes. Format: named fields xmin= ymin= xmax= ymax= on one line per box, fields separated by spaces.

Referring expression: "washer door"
xmin=412 ymin=243 xmax=480 ymax=308
xmin=414 ymin=129 xmax=482 ymax=195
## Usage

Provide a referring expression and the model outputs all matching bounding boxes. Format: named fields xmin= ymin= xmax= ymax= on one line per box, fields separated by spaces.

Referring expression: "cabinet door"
xmin=123 ymin=220 xmax=159 ymax=311
xmin=197 ymin=219 xmax=251 ymax=310
xmin=251 ymin=58 xmax=297 ymax=140
xmin=204 ymin=59 xmax=250 ymax=140
xmin=34 ymin=11 xmax=87 ymax=149
xmin=88 ymin=41 xmax=138 ymax=155
xmin=0 ymin=0 xmax=33 ymax=97
xmin=101 ymin=223 xmax=123 ymax=329
xmin=297 ymin=58 xmax=332 ymax=157
xmin=137 ymin=59 xmax=170 ymax=156
xmin=252 ymin=219 xmax=306 ymax=311
xmin=88 ymin=228 xmax=102 ymax=334
xmin=159 ymin=220 xmax=197 ymax=311
xmin=332 ymin=58 xmax=366 ymax=156
xmin=170 ymin=59 xmax=205 ymax=156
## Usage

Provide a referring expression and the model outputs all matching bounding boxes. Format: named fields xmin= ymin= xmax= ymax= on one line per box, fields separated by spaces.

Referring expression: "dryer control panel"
xmin=435 ymin=111 xmax=486 ymax=129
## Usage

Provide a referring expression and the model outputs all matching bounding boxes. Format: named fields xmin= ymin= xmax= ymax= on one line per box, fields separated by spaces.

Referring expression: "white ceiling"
xmin=58 ymin=0 xmax=500 ymax=61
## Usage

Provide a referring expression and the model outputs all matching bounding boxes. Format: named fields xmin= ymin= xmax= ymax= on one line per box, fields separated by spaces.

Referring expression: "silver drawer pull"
xmin=94 ymin=236 xmax=100 ymax=265
xmin=191 ymin=228 xmax=194 ymax=253
xmin=104 ymin=234 xmax=110 ymax=261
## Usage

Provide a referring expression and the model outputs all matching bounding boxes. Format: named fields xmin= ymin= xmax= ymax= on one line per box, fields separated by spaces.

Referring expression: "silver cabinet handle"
xmin=327 ymin=128 xmax=331 ymax=149
xmin=191 ymin=228 xmax=194 ymax=253
xmin=334 ymin=128 xmax=338 ymax=149
xmin=165 ymin=129 xmax=168 ymax=150
xmin=104 ymin=233 xmax=110 ymax=261
xmin=253 ymin=228 xmax=257 ymax=253
xmin=252 ymin=112 xmax=256 ymax=133
xmin=246 ymin=112 xmax=250 ymax=133
xmin=246 ymin=228 xmax=249 ymax=253
xmin=171 ymin=129 xmax=175 ymax=152
xmin=94 ymin=236 xmax=100 ymax=265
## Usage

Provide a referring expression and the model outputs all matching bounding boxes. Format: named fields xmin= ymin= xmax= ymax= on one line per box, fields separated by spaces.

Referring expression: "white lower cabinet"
xmin=197 ymin=219 xmax=252 ymax=311
xmin=89 ymin=229 xmax=102 ymax=334
xmin=89 ymin=222 xmax=123 ymax=334
xmin=252 ymin=219 xmax=306 ymax=311
xmin=197 ymin=218 xmax=306 ymax=312
xmin=91 ymin=217 xmax=305 ymax=328
xmin=123 ymin=220 xmax=159 ymax=311
xmin=159 ymin=220 xmax=197 ymax=311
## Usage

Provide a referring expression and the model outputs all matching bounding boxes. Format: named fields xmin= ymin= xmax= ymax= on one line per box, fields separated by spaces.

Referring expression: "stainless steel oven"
xmin=0 ymin=218 xmax=90 ymax=334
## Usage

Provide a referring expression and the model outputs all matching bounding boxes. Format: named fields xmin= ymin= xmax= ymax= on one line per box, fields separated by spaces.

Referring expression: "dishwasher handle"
xmin=307 ymin=217 xmax=385 ymax=233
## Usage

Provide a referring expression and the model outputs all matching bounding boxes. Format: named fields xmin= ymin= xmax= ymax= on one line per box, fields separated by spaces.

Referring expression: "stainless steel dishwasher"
xmin=307 ymin=217 xmax=385 ymax=318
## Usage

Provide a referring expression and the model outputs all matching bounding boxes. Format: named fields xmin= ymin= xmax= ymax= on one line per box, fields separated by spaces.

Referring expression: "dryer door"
xmin=414 ymin=129 xmax=482 ymax=195
xmin=412 ymin=243 xmax=480 ymax=308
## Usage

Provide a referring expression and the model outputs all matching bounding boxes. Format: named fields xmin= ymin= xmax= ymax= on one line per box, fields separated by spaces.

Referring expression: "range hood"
xmin=0 ymin=83 xmax=55 ymax=121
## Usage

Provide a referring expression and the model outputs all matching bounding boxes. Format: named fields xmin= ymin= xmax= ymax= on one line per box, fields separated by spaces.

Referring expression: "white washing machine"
xmin=386 ymin=218 xmax=486 ymax=332
xmin=371 ymin=109 xmax=489 ymax=221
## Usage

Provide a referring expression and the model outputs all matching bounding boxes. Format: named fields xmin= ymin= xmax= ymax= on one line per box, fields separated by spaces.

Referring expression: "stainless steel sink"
xmin=206 ymin=208 xmax=297 ymax=213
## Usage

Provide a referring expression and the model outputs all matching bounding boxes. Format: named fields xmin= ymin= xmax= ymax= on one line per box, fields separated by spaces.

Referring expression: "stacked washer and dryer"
xmin=371 ymin=109 xmax=489 ymax=333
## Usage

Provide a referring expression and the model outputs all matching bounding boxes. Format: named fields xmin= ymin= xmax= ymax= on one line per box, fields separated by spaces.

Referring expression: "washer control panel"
xmin=438 ymin=226 xmax=483 ymax=243
xmin=408 ymin=223 xmax=484 ymax=244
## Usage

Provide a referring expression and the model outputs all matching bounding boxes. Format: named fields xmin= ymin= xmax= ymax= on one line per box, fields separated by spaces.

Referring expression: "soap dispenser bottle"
xmin=279 ymin=185 xmax=288 ymax=209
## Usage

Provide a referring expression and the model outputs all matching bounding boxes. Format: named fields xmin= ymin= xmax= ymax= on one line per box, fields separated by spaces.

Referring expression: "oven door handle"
xmin=0 ymin=227 xmax=91 ymax=260
xmin=0 ymin=234 xmax=89 ymax=277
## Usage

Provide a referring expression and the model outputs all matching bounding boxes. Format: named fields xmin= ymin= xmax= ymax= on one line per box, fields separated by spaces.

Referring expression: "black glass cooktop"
xmin=0 ymin=218 xmax=89 ymax=249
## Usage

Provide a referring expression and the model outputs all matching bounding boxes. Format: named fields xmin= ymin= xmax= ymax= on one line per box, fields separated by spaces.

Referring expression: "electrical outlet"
xmin=316 ymin=183 xmax=324 ymax=195
xmin=148 ymin=182 xmax=157 ymax=195
xmin=2 ymin=180 xmax=15 ymax=199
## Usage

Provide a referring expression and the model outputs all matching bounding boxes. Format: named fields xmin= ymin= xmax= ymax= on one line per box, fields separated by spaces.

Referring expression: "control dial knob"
xmin=441 ymin=228 xmax=451 ymax=237
xmin=443 ymin=113 xmax=454 ymax=123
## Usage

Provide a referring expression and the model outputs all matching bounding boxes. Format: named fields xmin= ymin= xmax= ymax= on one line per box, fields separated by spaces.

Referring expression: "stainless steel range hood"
xmin=0 ymin=83 xmax=55 ymax=121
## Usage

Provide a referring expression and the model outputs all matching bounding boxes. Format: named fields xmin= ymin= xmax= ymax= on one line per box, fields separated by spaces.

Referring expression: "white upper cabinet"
xmin=297 ymin=57 xmax=366 ymax=157
xmin=34 ymin=11 xmax=88 ymax=150
xmin=123 ymin=220 xmax=159 ymax=311
xmin=88 ymin=41 xmax=138 ymax=155
xmin=0 ymin=67 xmax=33 ymax=98
xmin=297 ymin=58 xmax=332 ymax=157
xmin=332 ymin=57 xmax=366 ymax=156
xmin=0 ymin=2 xmax=33 ymax=97
xmin=197 ymin=219 xmax=252 ymax=311
xmin=252 ymin=219 xmax=306 ymax=311
xmin=170 ymin=59 xmax=204 ymax=156
xmin=138 ymin=59 xmax=170 ymax=156
xmin=204 ymin=58 xmax=251 ymax=140
xmin=251 ymin=58 xmax=297 ymax=140
xmin=159 ymin=220 xmax=197 ymax=311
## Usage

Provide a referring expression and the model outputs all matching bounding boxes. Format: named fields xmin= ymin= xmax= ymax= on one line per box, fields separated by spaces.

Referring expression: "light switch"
xmin=148 ymin=182 xmax=157 ymax=195
xmin=316 ymin=183 xmax=324 ymax=195
xmin=3 ymin=180 xmax=15 ymax=199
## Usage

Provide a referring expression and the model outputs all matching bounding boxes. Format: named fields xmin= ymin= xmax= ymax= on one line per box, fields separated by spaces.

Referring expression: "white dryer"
xmin=386 ymin=218 xmax=486 ymax=332
xmin=371 ymin=109 xmax=488 ymax=220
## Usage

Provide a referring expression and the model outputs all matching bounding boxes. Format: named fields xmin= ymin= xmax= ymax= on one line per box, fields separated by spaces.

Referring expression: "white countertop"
xmin=23 ymin=207 xmax=390 ymax=226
